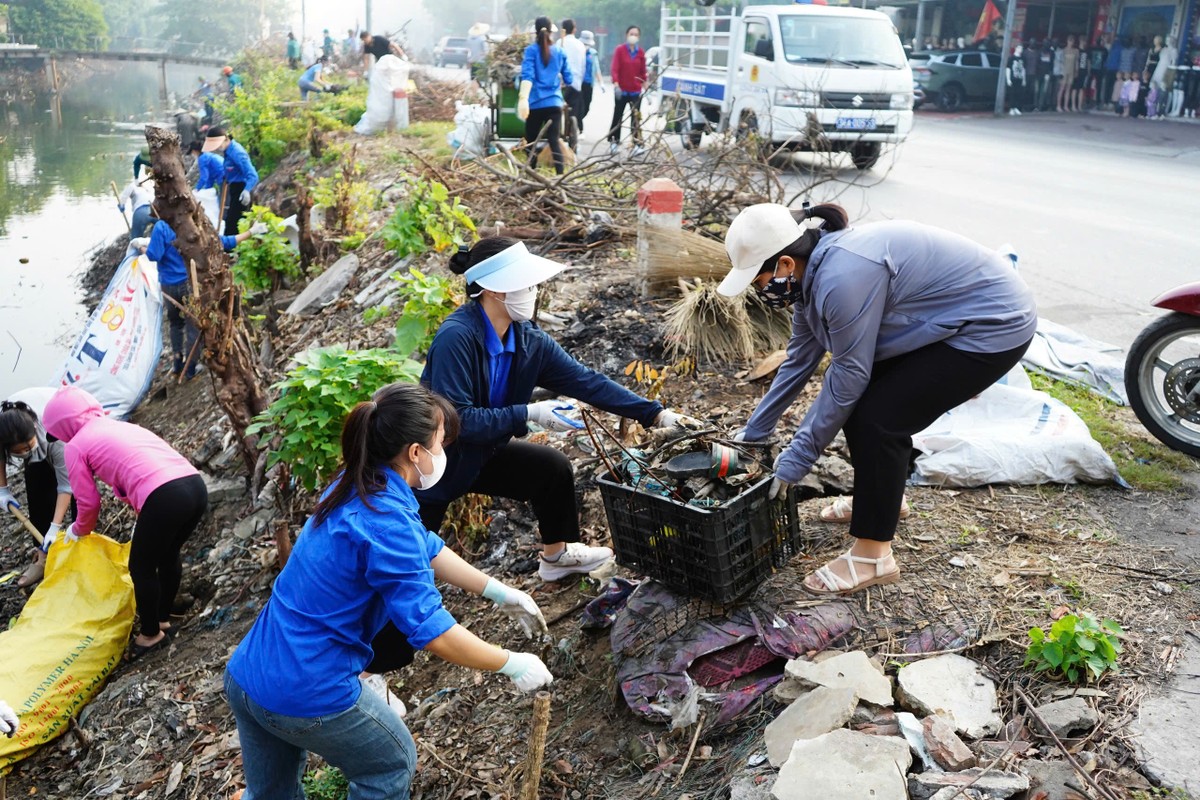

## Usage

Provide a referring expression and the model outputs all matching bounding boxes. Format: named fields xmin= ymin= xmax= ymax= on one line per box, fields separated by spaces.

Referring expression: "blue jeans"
xmin=223 ymin=669 xmax=416 ymax=800
xmin=299 ymin=79 xmax=321 ymax=100
xmin=131 ymin=204 xmax=154 ymax=238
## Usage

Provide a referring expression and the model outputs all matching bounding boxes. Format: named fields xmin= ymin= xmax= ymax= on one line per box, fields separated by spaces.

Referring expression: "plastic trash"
xmin=355 ymin=55 xmax=410 ymax=135
xmin=446 ymin=102 xmax=491 ymax=160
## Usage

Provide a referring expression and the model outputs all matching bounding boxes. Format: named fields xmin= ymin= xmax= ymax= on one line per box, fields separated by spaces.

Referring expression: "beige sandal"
xmin=818 ymin=495 xmax=911 ymax=524
xmin=16 ymin=555 xmax=45 ymax=589
xmin=803 ymin=550 xmax=901 ymax=596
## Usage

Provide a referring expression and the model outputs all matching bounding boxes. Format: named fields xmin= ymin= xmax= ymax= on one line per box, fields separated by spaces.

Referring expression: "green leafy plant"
xmin=247 ymin=346 xmax=422 ymax=492
xmin=233 ymin=206 xmax=303 ymax=292
xmin=302 ymin=767 xmax=349 ymax=800
xmin=1024 ymin=612 xmax=1123 ymax=683
xmin=390 ymin=268 xmax=462 ymax=357
xmin=379 ymin=177 xmax=476 ymax=258
xmin=312 ymin=158 xmax=374 ymax=236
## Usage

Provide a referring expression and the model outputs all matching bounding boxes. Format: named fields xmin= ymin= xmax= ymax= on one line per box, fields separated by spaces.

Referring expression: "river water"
xmin=0 ymin=63 xmax=207 ymax=399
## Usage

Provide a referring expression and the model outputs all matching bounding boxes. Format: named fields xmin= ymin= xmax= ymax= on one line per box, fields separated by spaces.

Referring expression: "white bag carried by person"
xmin=355 ymin=55 xmax=410 ymax=135
xmin=911 ymin=369 xmax=1124 ymax=488
xmin=52 ymin=252 xmax=163 ymax=421
xmin=193 ymin=187 xmax=220 ymax=230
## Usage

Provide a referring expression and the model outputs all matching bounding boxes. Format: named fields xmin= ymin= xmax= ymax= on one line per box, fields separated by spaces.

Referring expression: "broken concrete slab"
xmin=1033 ymin=697 xmax=1100 ymax=739
xmin=1130 ymin=639 xmax=1200 ymax=795
xmin=896 ymin=711 xmax=938 ymax=771
xmin=928 ymin=789 xmax=989 ymax=800
xmin=285 ymin=253 xmax=361 ymax=315
xmin=201 ymin=473 xmax=247 ymax=505
xmin=771 ymin=678 xmax=806 ymax=705
xmin=773 ymin=729 xmax=912 ymax=800
xmin=908 ymin=768 xmax=1031 ymax=799
xmin=785 ymin=650 xmax=893 ymax=707
xmin=896 ymin=654 xmax=1002 ymax=738
xmin=1023 ymin=759 xmax=1089 ymax=800
xmin=233 ymin=507 xmax=275 ymax=540
xmin=923 ymin=713 xmax=977 ymax=771
xmin=765 ymin=686 xmax=858 ymax=766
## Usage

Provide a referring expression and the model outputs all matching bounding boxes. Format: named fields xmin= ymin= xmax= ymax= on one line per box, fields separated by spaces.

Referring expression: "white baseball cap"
xmin=464 ymin=242 xmax=568 ymax=292
xmin=718 ymin=204 xmax=805 ymax=296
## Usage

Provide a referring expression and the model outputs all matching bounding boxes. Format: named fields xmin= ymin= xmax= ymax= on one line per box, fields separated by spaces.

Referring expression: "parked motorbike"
xmin=1124 ymin=281 xmax=1200 ymax=458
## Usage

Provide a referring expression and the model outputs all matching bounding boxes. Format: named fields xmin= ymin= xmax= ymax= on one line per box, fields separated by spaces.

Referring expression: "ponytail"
xmin=538 ymin=28 xmax=552 ymax=66
xmin=760 ymin=202 xmax=850 ymax=274
xmin=312 ymin=383 xmax=460 ymax=525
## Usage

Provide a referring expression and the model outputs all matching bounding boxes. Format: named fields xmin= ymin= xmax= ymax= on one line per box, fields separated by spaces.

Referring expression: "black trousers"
xmin=224 ymin=180 xmax=247 ymax=236
xmin=563 ymin=85 xmax=583 ymax=132
xmin=161 ymin=279 xmax=201 ymax=372
xmin=524 ymin=106 xmax=565 ymax=174
xmin=365 ymin=440 xmax=580 ymax=674
xmin=23 ymin=458 xmax=75 ymax=533
xmin=581 ymin=83 xmax=594 ymax=125
xmin=128 ymin=474 xmax=207 ymax=637
xmin=608 ymin=92 xmax=642 ymax=144
xmin=844 ymin=338 xmax=1032 ymax=543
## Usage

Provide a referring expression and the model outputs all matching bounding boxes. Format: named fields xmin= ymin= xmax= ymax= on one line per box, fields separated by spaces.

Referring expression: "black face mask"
xmin=756 ymin=275 xmax=803 ymax=308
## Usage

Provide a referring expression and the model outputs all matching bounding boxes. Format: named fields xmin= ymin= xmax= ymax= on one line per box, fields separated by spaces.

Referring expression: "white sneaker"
xmin=608 ymin=142 xmax=619 ymax=155
xmin=361 ymin=674 xmax=407 ymax=718
xmin=631 ymin=145 xmax=646 ymax=157
xmin=538 ymin=542 xmax=614 ymax=581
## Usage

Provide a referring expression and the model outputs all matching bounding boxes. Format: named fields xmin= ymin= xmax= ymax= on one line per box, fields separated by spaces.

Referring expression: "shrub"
xmin=379 ymin=177 xmax=476 ymax=258
xmin=247 ymin=346 xmax=423 ymax=492
xmin=302 ymin=767 xmax=348 ymax=800
xmin=233 ymin=206 xmax=303 ymax=292
xmin=390 ymin=268 xmax=462 ymax=358
xmin=312 ymin=159 xmax=374 ymax=236
xmin=1024 ymin=612 xmax=1123 ymax=683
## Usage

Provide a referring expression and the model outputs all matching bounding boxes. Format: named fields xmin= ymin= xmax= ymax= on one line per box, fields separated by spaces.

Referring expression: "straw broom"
xmin=663 ymin=278 xmax=756 ymax=365
xmin=645 ymin=228 xmax=730 ymax=283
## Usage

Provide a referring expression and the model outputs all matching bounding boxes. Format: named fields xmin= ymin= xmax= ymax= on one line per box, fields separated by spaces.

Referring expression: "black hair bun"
xmin=448 ymin=246 xmax=472 ymax=275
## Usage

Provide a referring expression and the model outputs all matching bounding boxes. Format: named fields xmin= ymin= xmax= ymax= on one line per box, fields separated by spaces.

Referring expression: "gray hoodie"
xmin=744 ymin=221 xmax=1037 ymax=483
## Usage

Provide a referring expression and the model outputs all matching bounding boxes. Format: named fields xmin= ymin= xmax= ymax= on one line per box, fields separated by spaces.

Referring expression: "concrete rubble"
xmin=1033 ymin=697 xmax=1100 ymax=739
xmin=285 ymin=253 xmax=361 ymax=315
xmin=896 ymin=654 xmax=1002 ymax=738
xmin=908 ymin=767 xmax=1031 ymax=799
xmin=784 ymin=650 xmax=893 ymax=707
xmin=923 ymin=713 xmax=977 ymax=771
xmin=764 ymin=685 xmax=858 ymax=766
xmin=1022 ymin=759 xmax=1090 ymax=800
xmin=773 ymin=729 xmax=912 ymax=800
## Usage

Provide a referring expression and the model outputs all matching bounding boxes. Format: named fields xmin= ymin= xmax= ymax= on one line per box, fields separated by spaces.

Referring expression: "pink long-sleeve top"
xmin=42 ymin=386 xmax=199 ymax=535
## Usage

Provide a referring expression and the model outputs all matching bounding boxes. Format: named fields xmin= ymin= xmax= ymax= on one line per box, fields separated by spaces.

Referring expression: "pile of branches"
xmin=483 ymin=34 xmax=533 ymax=87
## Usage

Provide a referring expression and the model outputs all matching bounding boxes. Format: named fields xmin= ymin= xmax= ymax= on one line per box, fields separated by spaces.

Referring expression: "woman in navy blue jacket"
xmin=418 ymin=237 xmax=694 ymax=581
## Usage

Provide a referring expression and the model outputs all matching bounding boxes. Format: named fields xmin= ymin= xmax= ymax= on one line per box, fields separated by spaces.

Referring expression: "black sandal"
xmin=127 ymin=635 xmax=169 ymax=662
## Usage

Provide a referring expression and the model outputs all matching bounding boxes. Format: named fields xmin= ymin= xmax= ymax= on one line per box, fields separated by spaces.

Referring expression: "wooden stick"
xmin=675 ymin=710 xmax=706 ymax=785
xmin=274 ymin=520 xmax=293 ymax=569
xmin=9 ymin=505 xmax=45 ymax=546
xmin=520 ymin=692 xmax=552 ymax=800
xmin=110 ymin=180 xmax=131 ymax=232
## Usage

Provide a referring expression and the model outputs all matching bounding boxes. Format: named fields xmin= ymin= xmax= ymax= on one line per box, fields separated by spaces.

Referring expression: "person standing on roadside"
xmin=360 ymin=31 xmax=406 ymax=75
xmin=202 ymin=126 xmax=258 ymax=236
xmin=517 ymin=17 xmax=573 ymax=175
xmin=579 ymin=30 xmax=603 ymax=128
xmin=322 ymin=28 xmax=335 ymax=59
xmin=559 ymin=19 xmax=587 ymax=136
xmin=608 ymin=25 xmax=647 ymax=156
xmin=287 ymin=32 xmax=300 ymax=68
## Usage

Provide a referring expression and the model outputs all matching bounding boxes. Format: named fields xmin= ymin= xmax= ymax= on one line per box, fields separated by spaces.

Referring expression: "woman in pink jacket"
xmin=42 ymin=387 xmax=208 ymax=660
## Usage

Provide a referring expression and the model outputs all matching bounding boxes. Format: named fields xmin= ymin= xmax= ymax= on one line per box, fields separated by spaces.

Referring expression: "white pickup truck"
xmin=656 ymin=3 xmax=914 ymax=170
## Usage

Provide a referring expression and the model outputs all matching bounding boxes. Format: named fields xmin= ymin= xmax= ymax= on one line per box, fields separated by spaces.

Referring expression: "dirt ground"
xmin=2 ymin=120 xmax=1199 ymax=800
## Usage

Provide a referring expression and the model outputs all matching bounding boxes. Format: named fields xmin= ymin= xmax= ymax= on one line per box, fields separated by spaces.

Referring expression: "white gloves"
xmin=42 ymin=522 xmax=81 ymax=552
xmin=130 ymin=236 xmax=151 ymax=253
xmin=498 ymin=651 xmax=553 ymax=692
xmin=249 ymin=221 xmax=269 ymax=235
xmin=239 ymin=189 xmax=252 ymax=206
xmin=770 ymin=453 xmax=792 ymax=501
xmin=654 ymin=409 xmax=702 ymax=433
xmin=731 ymin=428 xmax=768 ymax=444
xmin=0 ymin=700 xmax=17 ymax=737
xmin=0 ymin=486 xmax=18 ymax=511
xmin=483 ymin=578 xmax=548 ymax=639
xmin=527 ymin=400 xmax=583 ymax=433
xmin=518 ymin=80 xmax=532 ymax=121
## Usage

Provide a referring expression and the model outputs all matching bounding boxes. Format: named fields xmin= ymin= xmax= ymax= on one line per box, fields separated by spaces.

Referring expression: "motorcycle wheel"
xmin=1124 ymin=311 xmax=1200 ymax=458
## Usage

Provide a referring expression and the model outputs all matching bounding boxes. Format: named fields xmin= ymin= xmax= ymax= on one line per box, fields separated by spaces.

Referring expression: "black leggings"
xmin=129 ymin=474 xmax=208 ymax=637
xmin=23 ymin=458 xmax=75 ymax=533
xmin=844 ymin=338 xmax=1032 ymax=543
xmin=525 ymin=105 xmax=565 ymax=175
xmin=224 ymin=181 xmax=247 ymax=236
xmin=608 ymin=92 xmax=642 ymax=145
xmin=365 ymin=439 xmax=579 ymax=674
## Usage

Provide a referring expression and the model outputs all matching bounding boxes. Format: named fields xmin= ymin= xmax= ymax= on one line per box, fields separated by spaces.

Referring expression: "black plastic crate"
xmin=597 ymin=473 xmax=802 ymax=604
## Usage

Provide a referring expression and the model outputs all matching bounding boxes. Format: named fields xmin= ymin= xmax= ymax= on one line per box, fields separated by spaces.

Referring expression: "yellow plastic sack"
xmin=0 ymin=535 xmax=135 ymax=774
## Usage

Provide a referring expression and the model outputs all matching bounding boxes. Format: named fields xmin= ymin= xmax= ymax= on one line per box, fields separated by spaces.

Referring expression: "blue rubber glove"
xmin=118 ymin=203 xmax=126 ymax=213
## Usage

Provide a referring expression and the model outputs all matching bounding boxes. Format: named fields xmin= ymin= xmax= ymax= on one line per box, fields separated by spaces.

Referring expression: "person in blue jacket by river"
xmin=517 ymin=17 xmax=573 ymax=175
xmin=717 ymin=203 xmax=1037 ymax=597
xmin=225 ymin=382 xmax=551 ymax=800
xmin=201 ymin=126 xmax=258 ymax=236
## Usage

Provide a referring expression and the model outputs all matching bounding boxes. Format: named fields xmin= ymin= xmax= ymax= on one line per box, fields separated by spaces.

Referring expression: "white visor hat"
xmin=464 ymin=242 xmax=568 ymax=293
xmin=717 ymin=204 xmax=806 ymax=296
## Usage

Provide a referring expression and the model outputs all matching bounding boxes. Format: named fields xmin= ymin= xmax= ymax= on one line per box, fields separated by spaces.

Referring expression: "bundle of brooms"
xmin=654 ymin=229 xmax=791 ymax=365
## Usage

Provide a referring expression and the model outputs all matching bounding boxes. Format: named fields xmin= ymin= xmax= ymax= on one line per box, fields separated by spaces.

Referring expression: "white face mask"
xmin=415 ymin=446 xmax=446 ymax=490
xmin=627 ymin=35 xmax=639 ymax=46
xmin=502 ymin=286 xmax=538 ymax=322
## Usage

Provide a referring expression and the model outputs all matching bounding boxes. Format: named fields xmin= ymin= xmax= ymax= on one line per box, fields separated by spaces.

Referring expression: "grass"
xmin=302 ymin=767 xmax=348 ymax=800
xmin=399 ymin=121 xmax=455 ymax=160
xmin=1029 ymin=372 xmax=1198 ymax=491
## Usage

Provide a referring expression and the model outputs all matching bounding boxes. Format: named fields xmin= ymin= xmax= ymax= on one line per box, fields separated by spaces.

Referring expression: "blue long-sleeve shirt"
xmin=745 ymin=221 xmax=1038 ymax=484
xmin=419 ymin=303 xmax=663 ymax=504
xmin=146 ymin=220 xmax=242 ymax=284
xmin=227 ymin=471 xmax=456 ymax=717
xmin=520 ymin=43 xmax=573 ymax=110
xmin=195 ymin=152 xmax=224 ymax=191
xmin=222 ymin=139 xmax=258 ymax=192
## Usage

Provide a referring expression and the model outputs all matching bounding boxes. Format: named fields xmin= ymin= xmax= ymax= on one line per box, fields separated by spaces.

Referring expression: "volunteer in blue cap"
xmin=202 ymin=126 xmax=259 ymax=236
xmin=420 ymin=237 xmax=698 ymax=581
xmin=718 ymin=203 xmax=1037 ymax=597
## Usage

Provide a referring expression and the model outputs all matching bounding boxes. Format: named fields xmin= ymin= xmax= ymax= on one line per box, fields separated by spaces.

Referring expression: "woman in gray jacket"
xmin=718 ymin=203 xmax=1037 ymax=596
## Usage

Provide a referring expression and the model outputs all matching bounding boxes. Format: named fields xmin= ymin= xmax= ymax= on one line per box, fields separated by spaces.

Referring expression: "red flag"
xmin=974 ymin=0 xmax=1002 ymax=42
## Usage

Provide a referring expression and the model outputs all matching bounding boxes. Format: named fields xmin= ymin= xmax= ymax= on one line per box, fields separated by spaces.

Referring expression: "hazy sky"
xmin=286 ymin=0 xmax=436 ymax=40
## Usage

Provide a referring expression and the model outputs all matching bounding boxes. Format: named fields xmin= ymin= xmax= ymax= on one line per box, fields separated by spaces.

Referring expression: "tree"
xmin=156 ymin=0 xmax=290 ymax=55
xmin=9 ymin=0 xmax=109 ymax=49
xmin=96 ymin=0 xmax=159 ymax=50
xmin=502 ymin=0 xmax=664 ymax=48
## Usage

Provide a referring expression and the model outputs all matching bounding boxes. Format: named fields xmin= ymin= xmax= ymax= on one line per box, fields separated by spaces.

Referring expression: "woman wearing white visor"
xmin=719 ymin=204 xmax=1037 ymax=596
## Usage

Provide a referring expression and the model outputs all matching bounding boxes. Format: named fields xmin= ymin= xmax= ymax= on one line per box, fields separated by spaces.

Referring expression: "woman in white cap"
xmin=718 ymin=204 xmax=1036 ymax=596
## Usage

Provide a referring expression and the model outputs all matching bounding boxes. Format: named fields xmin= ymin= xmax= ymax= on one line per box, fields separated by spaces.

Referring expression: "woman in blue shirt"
xmin=518 ymin=17 xmax=573 ymax=175
xmin=225 ymin=382 xmax=551 ymax=800
xmin=718 ymin=204 xmax=1036 ymax=597
xmin=298 ymin=55 xmax=331 ymax=100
